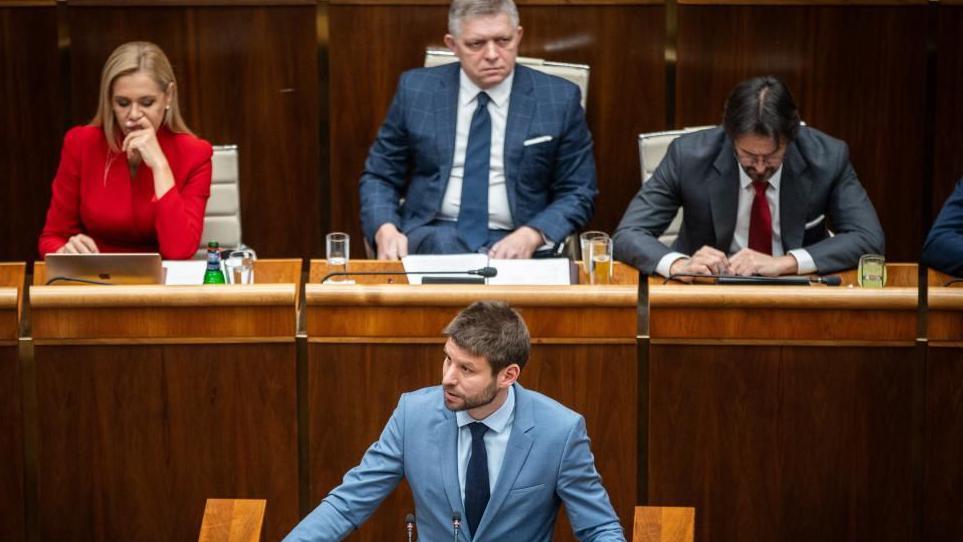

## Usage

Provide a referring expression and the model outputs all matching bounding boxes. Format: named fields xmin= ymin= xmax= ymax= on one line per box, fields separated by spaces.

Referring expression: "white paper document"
xmin=402 ymin=255 xmax=571 ymax=286
xmin=162 ymin=260 xmax=206 ymax=285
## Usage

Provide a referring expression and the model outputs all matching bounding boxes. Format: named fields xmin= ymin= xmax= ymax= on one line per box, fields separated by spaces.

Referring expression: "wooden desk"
xmin=645 ymin=266 xmax=920 ymax=542
xmin=304 ymin=260 xmax=639 ymax=542
xmin=28 ymin=259 xmax=301 ymax=542
xmin=924 ymin=270 xmax=963 ymax=540
xmin=0 ymin=263 xmax=25 ymax=542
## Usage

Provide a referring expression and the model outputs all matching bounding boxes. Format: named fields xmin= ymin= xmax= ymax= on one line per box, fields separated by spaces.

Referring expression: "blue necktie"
xmin=457 ymin=92 xmax=491 ymax=251
xmin=465 ymin=422 xmax=490 ymax=536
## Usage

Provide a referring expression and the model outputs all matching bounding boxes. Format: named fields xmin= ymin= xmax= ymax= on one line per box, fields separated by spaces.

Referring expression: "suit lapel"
xmin=473 ymin=384 xmax=534 ymax=541
xmin=778 ymin=142 xmax=810 ymax=250
xmin=434 ymin=63 xmax=460 ymax=209
xmin=437 ymin=406 xmax=464 ymax=524
xmin=504 ymin=67 xmax=536 ymax=223
xmin=709 ymin=138 xmax=740 ymax=251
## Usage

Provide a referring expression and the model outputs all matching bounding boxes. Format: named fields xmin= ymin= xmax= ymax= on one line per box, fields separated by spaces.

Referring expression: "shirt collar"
xmin=738 ymin=163 xmax=784 ymax=191
xmin=456 ymin=384 xmax=515 ymax=433
xmin=459 ymin=68 xmax=514 ymax=109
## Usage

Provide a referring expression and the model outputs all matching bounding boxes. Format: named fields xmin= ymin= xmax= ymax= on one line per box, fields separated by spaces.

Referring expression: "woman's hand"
xmin=56 ymin=234 xmax=100 ymax=254
xmin=122 ymin=116 xmax=169 ymax=171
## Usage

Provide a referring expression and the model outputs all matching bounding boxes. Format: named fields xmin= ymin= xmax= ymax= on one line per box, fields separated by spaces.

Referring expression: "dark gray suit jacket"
xmin=613 ymin=126 xmax=885 ymax=274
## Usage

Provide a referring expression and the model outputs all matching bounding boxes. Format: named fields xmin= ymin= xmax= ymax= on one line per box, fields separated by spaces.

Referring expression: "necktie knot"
xmin=753 ymin=180 xmax=768 ymax=196
xmin=469 ymin=422 xmax=489 ymax=440
xmin=476 ymin=92 xmax=490 ymax=109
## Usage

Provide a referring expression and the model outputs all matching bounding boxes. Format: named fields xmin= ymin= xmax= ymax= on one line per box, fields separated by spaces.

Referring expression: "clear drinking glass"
xmin=589 ymin=237 xmax=613 ymax=285
xmin=858 ymin=254 xmax=887 ymax=288
xmin=223 ymin=249 xmax=256 ymax=284
xmin=326 ymin=232 xmax=350 ymax=283
xmin=580 ymin=231 xmax=609 ymax=275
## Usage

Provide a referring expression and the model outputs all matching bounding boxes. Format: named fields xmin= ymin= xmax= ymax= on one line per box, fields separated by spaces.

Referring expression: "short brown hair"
xmin=443 ymin=301 xmax=530 ymax=374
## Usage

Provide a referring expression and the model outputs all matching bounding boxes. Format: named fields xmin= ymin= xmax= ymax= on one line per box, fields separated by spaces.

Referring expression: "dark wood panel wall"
xmin=1 ymin=1 xmax=961 ymax=263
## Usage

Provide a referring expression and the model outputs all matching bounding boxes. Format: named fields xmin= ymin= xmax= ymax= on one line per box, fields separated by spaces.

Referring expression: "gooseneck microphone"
xmin=664 ymin=273 xmax=842 ymax=286
xmin=404 ymin=513 xmax=416 ymax=542
xmin=451 ymin=511 xmax=462 ymax=542
xmin=320 ymin=267 xmax=497 ymax=284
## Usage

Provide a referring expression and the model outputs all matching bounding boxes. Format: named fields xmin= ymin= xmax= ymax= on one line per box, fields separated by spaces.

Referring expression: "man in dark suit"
xmin=922 ymin=178 xmax=963 ymax=276
xmin=360 ymin=0 xmax=597 ymax=259
xmin=613 ymin=76 xmax=884 ymax=278
xmin=282 ymin=301 xmax=625 ymax=542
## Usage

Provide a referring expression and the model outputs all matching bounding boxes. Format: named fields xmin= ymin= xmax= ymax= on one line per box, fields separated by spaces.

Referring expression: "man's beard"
xmin=445 ymin=379 xmax=498 ymax=412
xmin=744 ymin=164 xmax=778 ymax=183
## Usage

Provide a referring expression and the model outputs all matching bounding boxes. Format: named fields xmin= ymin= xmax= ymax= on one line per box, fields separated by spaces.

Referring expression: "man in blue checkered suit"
xmin=359 ymin=0 xmax=597 ymax=260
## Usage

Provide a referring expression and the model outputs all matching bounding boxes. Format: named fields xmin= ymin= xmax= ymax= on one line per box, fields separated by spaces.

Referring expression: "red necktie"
xmin=748 ymin=181 xmax=773 ymax=255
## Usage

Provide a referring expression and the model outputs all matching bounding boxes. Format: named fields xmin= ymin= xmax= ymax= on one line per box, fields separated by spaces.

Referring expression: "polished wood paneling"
xmin=933 ymin=6 xmax=963 ymax=212
xmin=633 ymin=506 xmax=695 ymax=542
xmin=676 ymin=5 xmax=928 ymax=262
xmin=197 ymin=498 xmax=266 ymax=542
xmin=0 ymin=6 xmax=60 ymax=263
xmin=924 ymin=347 xmax=963 ymax=541
xmin=35 ymin=343 xmax=299 ymax=542
xmin=307 ymin=342 xmax=637 ymax=542
xmin=66 ymin=5 xmax=321 ymax=259
xmin=0 ymin=264 xmax=25 ymax=542
xmin=328 ymin=4 xmax=665 ymax=256
xmin=647 ymin=344 xmax=918 ymax=542
xmin=305 ymin=278 xmax=637 ymax=541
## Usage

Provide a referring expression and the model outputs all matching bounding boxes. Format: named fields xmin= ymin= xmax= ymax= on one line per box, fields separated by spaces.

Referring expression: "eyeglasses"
xmin=734 ymin=145 xmax=786 ymax=168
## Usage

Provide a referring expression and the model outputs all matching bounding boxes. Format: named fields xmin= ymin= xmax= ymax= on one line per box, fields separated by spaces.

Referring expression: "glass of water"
xmin=589 ymin=236 xmax=613 ymax=285
xmin=580 ymin=231 xmax=608 ymax=275
xmin=858 ymin=254 xmax=887 ymax=288
xmin=223 ymin=249 xmax=256 ymax=284
xmin=326 ymin=232 xmax=350 ymax=283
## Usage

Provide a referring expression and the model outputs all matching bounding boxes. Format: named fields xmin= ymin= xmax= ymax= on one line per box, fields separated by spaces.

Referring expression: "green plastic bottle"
xmin=202 ymin=241 xmax=226 ymax=284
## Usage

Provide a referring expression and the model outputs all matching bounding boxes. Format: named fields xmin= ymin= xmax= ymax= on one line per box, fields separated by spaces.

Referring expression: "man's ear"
xmin=444 ymin=34 xmax=457 ymax=52
xmin=499 ymin=363 xmax=520 ymax=388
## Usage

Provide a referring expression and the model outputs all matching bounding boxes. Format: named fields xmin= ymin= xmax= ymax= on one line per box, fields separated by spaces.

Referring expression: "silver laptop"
xmin=44 ymin=253 xmax=164 ymax=285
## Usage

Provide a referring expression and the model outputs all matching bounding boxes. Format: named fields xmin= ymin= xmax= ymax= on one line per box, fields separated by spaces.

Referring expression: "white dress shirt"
xmin=456 ymin=385 xmax=515 ymax=502
xmin=438 ymin=69 xmax=514 ymax=231
xmin=656 ymin=164 xmax=816 ymax=277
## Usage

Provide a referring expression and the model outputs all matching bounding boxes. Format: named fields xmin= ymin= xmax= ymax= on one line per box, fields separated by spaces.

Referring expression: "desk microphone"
xmin=451 ymin=511 xmax=462 ymax=542
xmin=665 ymin=273 xmax=842 ymax=286
xmin=404 ymin=513 xmax=416 ymax=542
xmin=320 ymin=267 xmax=497 ymax=284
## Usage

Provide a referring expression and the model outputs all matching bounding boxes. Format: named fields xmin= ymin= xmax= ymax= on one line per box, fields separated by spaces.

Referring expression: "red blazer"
xmin=38 ymin=125 xmax=213 ymax=259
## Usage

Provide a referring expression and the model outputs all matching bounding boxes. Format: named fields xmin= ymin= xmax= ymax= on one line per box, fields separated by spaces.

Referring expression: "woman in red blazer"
xmin=38 ymin=41 xmax=212 ymax=260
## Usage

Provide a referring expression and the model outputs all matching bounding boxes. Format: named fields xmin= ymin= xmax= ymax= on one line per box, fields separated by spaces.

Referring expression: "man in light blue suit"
xmin=283 ymin=301 xmax=625 ymax=542
xmin=360 ymin=0 xmax=597 ymax=260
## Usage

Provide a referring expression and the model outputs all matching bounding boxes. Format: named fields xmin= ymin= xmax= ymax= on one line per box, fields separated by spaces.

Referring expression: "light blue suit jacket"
xmin=359 ymin=63 xmax=598 ymax=247
xmin=922 ymin=178 xmax=963 ymax=276
xmin=283 ymin=384 xmax=625 ymax=542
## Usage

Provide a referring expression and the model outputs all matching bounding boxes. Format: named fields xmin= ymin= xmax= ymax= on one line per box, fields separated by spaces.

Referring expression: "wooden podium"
xmin=924 ymin=270 xmax=963 ymax=541
xmin=29 ymin=260 xmax=302 ymax=542
xmin=0 ymin=263 xmax=25 ymax=542
xmin=303 ymin=260 xmax=639 ymax=542
xmin=644 ymin=266 xmax=921 ymax=542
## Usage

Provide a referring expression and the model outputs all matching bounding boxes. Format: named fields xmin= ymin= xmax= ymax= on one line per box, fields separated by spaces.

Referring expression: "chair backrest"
xmin=424 ymin=48 xmax=590 ymax=110
xmin=637 ymin=127 xmax=712 ymax=246
xmin=197 ymin=498 xmax=265 ymax=542
xmin=197 ymin=145 xmax=243 ymax=258
xmin=633 ymin=506 xmax=695 ymax=542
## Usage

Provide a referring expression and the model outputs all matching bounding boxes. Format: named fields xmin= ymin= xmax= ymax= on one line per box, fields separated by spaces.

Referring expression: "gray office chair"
xmin=196 ymin=145 xmax=244 ymax=258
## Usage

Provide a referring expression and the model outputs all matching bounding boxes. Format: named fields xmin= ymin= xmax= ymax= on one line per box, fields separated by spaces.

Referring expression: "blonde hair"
xmin=91 ymin=41 xmax=193 ymax=152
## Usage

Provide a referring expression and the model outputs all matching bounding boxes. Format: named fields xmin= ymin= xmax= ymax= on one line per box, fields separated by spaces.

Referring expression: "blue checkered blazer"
xmin=359 ymin=62 xmax=597 ymax=245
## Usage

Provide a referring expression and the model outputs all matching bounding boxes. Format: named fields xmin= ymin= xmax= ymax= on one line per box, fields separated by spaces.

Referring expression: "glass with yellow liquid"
xmin=589 ymin=237 xmax=613 ymax=285
xmin=858 ymin=254 xmax=887 ymax=288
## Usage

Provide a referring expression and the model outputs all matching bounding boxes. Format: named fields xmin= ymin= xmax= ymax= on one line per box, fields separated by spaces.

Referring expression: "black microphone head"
xmin=405 ymin=513 xmax=415 ymax=524
xmin=471 ymin=266 xmax=498 ymax=278
xmin=821 ymin=275 xmax=842 ymax=286
xmin=451 ymin=511 xmax=461 ymax=522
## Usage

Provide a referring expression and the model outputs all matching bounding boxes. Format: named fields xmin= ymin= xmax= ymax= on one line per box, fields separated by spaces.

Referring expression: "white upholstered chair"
xmin=196 ymin=145 xmax=243 ymax=258
xmin=423 ymin=48 xmax=590 ymax=110
xmin=637 ymin=127 xmax=712 ymax=246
